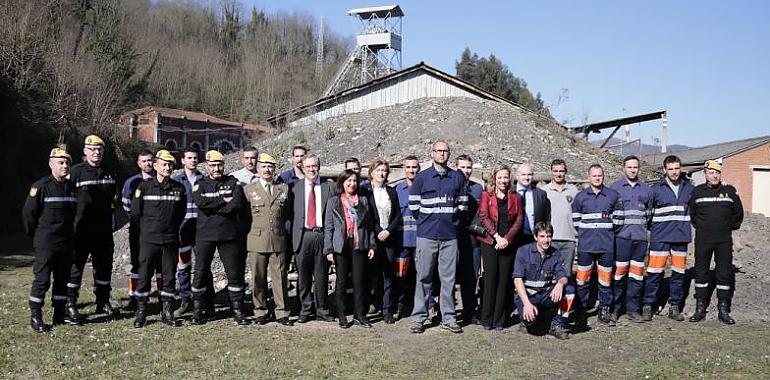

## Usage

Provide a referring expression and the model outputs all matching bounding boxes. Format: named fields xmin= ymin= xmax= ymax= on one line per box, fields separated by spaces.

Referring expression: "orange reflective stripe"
xmin=395 ymin=257 xmax=409 ymax=277
xmin=629 ymin=264 xmax=645 ymax=277
xmin=648 ymin=254 xmax=668 ymax=269
xmin=559 ymin=295 xmax=575 ymax=314
xmin=671 ymin=255 xmax=686 ymax=270
xmin=615 ymin=266 xmax=628 ymax=276
xmin=597 ymin=268 xmax=613 ymax=284
xmin=576 ymin=269 xmax=592 ymax=283
xmin=178 ymin=251 xmax=191 ymax=265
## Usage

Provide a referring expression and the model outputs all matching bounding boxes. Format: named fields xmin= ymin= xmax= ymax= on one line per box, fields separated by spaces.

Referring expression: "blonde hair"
xmin=487 ymin=164 xmax=512 ymax=193
xmin=368 ymin=159 xmax=390 ymax=179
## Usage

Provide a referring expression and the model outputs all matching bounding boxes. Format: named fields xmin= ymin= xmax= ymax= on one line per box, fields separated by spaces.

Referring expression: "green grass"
xmin=1 ymin=254 xmax=769 ymax=379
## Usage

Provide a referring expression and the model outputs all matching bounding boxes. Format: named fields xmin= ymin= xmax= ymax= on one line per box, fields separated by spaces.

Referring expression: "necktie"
xmin=264 ymin=182 xmax=271 ymax=196
xmin=307 ymin=182 xmax=317 ymax=229
xmin=519 ymin=189 xmax=532 ymax=235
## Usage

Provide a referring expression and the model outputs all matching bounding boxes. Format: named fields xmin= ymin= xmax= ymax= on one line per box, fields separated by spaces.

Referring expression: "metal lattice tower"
xmin=315 ymin=18 xmax=324 ymax=81
xmin=324 ymin=5 xmax=403 ymax=96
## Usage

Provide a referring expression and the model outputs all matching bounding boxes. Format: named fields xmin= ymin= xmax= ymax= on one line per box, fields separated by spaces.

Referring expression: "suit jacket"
xmin=366 ymin=185 xmax=403 ymax=248
xmin=291 ymin=178 xmax=335 ymax=252
xmin=245 ymin=180 xmax=289 ymax=253
xmin=515 ymin=183 xmax=551 ymax=232
xmin=323 ymin=195 xmax=377 ymax=254
xmin=476 ymin=190 xmax=524 ymax=246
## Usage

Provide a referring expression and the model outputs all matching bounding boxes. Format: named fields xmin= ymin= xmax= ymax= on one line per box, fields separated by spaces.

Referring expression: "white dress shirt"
xmin=372 ymin=185 xmax=391 ymax=230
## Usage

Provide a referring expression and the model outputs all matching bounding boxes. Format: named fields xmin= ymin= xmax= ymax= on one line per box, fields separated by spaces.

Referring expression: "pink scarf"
xmin=340 ymin=193 xmax=360 ymax=248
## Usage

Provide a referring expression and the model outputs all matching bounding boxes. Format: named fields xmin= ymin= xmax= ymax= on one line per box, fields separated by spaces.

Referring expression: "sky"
xmin=244 ymin=0 xmax=770 ymax=148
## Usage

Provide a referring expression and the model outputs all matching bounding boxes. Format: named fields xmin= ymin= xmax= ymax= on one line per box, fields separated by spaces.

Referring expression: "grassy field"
xmin=1 ymin=253 xmax=769 ymax=379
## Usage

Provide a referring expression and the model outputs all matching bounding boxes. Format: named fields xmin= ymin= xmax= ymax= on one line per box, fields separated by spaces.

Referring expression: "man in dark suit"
xmin=291 ymin=154 xmax=336 ymax=323
xmin=514 ymin=163 xmax=551 ymax=245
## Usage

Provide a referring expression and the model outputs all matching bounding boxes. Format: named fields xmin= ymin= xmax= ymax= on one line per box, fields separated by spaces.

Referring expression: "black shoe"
xmin=133 ymin=301 xmax=147 ymax=328
xmin=410 ymin=322 xmax=426 ymax=334
xmin=353 ymin=317 xmax=372 ymax=328
xmin=668 ymin=304 xmax=684 ymax=322
xmin=64 ymin=298 xmax=85 ymax=325
xmin=690 ymin=299 xmax=707 ymax=322
xmin=126 ymin=297 xmax=137 ymax=311
xmin=254 ymin=315 xmax=271 ymax=325
xmin=339 ymin=317 xmax=350 ymax=329
xmin=549 ymin=323 xmax=570 ymax=340
xmin=641 ymin=305 xmax=653 ymax=321
xmin=317 ymin=314 xmax=337 ymax=323
xmin=95 ymin=298 xmax=119 ymax=317
xmin=52 ymin=302 xmax=66 ymax=325
xmin=231 ymin=302 xmax=251 ymax=326
xmin=627 ymin=311 xmax=645 ymax=323
xmin=383 ymin=314 xmax=395 ymax=324
xmin=190 ymin=299 xmax=207 ymax=325
xmin=440 ymin=322 xmax=463 ymax=334
xmin=598 ymin=306 xmax=616 ymax=326
xmin=30 ymin=308 xmax=48 ymax=333
xmin=277 ymin=317 xmax=293 ymax=326
xmin=161 ymin=301 xmax=181 ymax=327
xmin=296 ymin=315 xmax=311 ymax=324
xmin=174 ymin=298 xmax=193 ymax=318
xmin=482 ymin=323 xmax=493 ymax=331
xmin=574 ymin=313 xmax=590 ymax=332
xmin=717 ymin=300 xmax=735 ymax=325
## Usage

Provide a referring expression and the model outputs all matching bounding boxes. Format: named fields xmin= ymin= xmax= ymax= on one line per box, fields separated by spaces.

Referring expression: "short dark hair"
xmin=533 ymin=221 xmax=554 ymax=236
xmin=455 ymin=154 xmax=472 ymax=165
xmin=550 ymin=159 xmax=566 ymax=169
xmin=291 ymin=145 xmax=307 ymax=154
xmin=242 ymin=146 xmax=258 ymax=155
xmin=663 ymin=155 xmax=681 ymax=167
xmin=335 ymin=169 xmax=360 ymax=195
xmin=623 ymin=155 xmax=640 ymax=165
xmin=182 ymin=147 xmax=199 ymax=157
xmin=588 ymin=164 xmax=603 ymax=174
xmin=403 ymin=154 xmax=419 ymax=162
xmin=138 ymin=149 xmax=154 ymax=158
xmin=344 ymin=157 xmax=361 ymax=167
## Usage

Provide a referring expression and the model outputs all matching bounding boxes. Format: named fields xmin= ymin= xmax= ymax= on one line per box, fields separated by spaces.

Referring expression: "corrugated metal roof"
xmin=643 ymin=135 xmax=770 ymax=166
xmin=122 ymin=106 xmax=271 ymax=133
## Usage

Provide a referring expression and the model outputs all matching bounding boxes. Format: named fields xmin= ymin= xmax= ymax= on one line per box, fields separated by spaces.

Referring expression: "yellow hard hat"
xmin=49 ymin=147 xmax=72 ymax=161
xmin=156 ymin=149 xmax=176 ymax=164
xmin=205 ymin=150 xmax=224 ymax=162
xmin=704 ymin=160 xmax=722 ymax=172
xmin=257 ymin=153 xmax=277 ymax=165
xmin=84 ymin=134 xmax=105 ymax=146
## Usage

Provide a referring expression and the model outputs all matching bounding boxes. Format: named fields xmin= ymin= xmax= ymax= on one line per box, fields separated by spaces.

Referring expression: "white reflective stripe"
xmin=457 ymin=196 xmax=469 ymax=202
xmin=128 ymin=290 xmax=134 ymax=297
xmin=409 ymin=205 xmax=421 ymax=211
xmin=95 ymin=279 xmax=111 ymax=285
xmin=420 ymin=196 xmax=447 ymax=205
xmin=646 ymin=268 xmax=665 ymax=274
xmin=649 ymin=250 xmax=669 ymax=256
xmin=598 ymin=279 xmax=611 ymax=287
xmin=612 ymin=210 xmax=624 ymax=216
xmin=160 ymin=291 xmax=176 ymax=298
xmin=29 ymin=296 xmax=43 ymax=303
xmin=418 ymin=206 xmax=458 ymax=214
xmin=671 ymin=250 xmax=687 ymax=257
xmin=200 ymin=190 xmax=232 ymax=198
xmin=187 ymin=202 xmax=196 ymax=208
xmin=716 ymin=285 xmax=731 ymax=290
xmin=402 ymin=215 xmax=416 ymax=222
xmin=630 ymin=260 xmax=646 ymax=267
xmin=597 ymin=265 xmax=612 ymax=273
xmin=526 ymin=288 xmax=538 ymax=295
xmin=695 ymin=197 xmax=733 ymax=204
xmin=579 ymin=213 xmax=604 ymax=219
xmin=576 ymin=222 xmax=613 ymax=229
xmin=177 ymin=262 xmax=191 ymax=269
xmin=144 ymin=195 xmax=182 ymax=201
xmin=67 ymin=283 xmax=80 ymax=288
xmin=191 ymin=287 xmax=207 ymax=293
xmin=613 ymin=220 xmax=624 ymax=225
xmin=576 ymin=279 xmax=588 ymax=285
xmin=672 ymin=267 xmax=685 ymax=274
xmin=654 ymin=205 xmax=685 ymax=214
xmin=227 ymin=286 xmax=244 ymax=292
xmin=629 ymin=273 xmax=644 ymax=281
xmin=571 ymin=212 xmax=582 ymax=219
xmin=52 ymin=295 xmax=67 ymax=301
xmin=623 ymin=210 xmax=646 ymax=216
xmin=694 ymin=283 xmax=709 ymax=288
xmin=457 ymin=205 xmax=468 ymax=211
xmin=615 ymin=261 xmax=629 ymax=267
xmin=130 ymin=273 xmax=141 ymax=279
xmin=403 ymin=225 xmax=417 ymax=231
xmin=44 ymin=197 xmax=77 ymax=203
xmin=76 ymin=179 xmax=116 ymax=186
xmin=652 ymin=215 xmax=691 ymax=222
xmin=408 ymin=195 xmax=421 ymax=201
xmin=179 ymin=246 xmax=193 ymax=254
xmin=577 ymin=265 xmax=593 ymax=271
xmin=525 ymin=280 xmax=547 ymax=288
xmin=155 ymin=274 xmax=163 ymax=279
xmin=623 ymin=219 xmax=647 ymax=225
xmin=184 ymin=212 xmax=197 ymax=219
xmin=134 ymin=292 xmax=150 ymax=297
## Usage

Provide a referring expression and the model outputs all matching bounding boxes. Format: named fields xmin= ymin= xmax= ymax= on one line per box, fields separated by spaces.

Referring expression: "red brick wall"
xmin=722 ymin=142 xmax=770 ymax=212
xmin=136 ymin=125 xmax=156 ymax=143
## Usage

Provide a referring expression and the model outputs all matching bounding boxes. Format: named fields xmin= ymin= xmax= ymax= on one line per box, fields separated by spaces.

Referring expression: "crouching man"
xmin=513 ymin=222 xmax=575 ymax=339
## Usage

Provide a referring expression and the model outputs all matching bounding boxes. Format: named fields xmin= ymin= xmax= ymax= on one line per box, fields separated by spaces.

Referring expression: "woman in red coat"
xmin=477 ymin=164 xmax=524 ymax=330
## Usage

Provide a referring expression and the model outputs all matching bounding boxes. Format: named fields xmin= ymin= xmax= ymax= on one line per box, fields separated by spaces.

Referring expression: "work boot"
xmin=174 ymin=298 xmax=193 ymax=318
xmin=549 ymin=323 xmax=570 ymax=340
xmin=574 ymin=311 xmax=590 ymax=332
xmin=231 ymin=301 xmax=250 ymax=326
xmin=64 ymin=298 xmax=85 ymax=325
xmin=689 ymin=299 xmax=707 ymax=322
xmin=717 ymin=300 xmax=735 ymax=325
xmin=641 ymin=305 xmax=653 ymax=321
xmin=133 ymin=300 xmax=147 ymax=328
xmin=598 ymin=306 xmax=615 ymax=326
xmin=190 ymin=299 xmax=207 ymax=325
xmin=161 ymin=300 xmax=182 ymax=327
xmin=668 ymin=304 xmax=684 ymax=321
xmin=30 ymin=308 xmax=49 ymax=333
xmin=126 ymin=296 xmax=137 ymax=311
xmin=95 ymin=296 xmax=119 ymax=317
xmin=52 ymin=301 xmax=66 ymax=325
xmin=626 ymin=311 xmax=645 ymax=323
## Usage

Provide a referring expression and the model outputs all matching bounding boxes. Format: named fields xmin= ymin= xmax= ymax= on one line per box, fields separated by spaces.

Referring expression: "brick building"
xmin=645 ymin=136 xmax=770 ymax=216
xmin=118 ymin=106 xmax=270 ymax=153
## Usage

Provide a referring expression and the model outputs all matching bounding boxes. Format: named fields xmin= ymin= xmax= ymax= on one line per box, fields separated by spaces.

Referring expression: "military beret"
xmin=257 ymin=153 xmax=277 ymax=165
xmin=156 ymin=149 xmax=176 ymax=164
xmin=84 ymin=134 xmax=105 ymax=146
xmin=49 ymin=147 xmax=72 ymax=161
xmin=205 ymin=150 xmax=224 ymax=162
xmin=704 ymin=160 xmax=722 ymax=172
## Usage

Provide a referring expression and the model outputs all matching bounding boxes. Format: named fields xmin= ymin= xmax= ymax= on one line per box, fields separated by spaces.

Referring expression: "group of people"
xmin=23 ymin=136 xmax=744 ymax=340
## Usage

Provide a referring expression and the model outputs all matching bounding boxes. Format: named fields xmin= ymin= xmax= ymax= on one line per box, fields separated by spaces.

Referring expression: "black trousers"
xmin=480 ymin=243 xmax=515 ymax=328
xmin=374 ymin=242 xmax=404 ymax=316
xmin=136 ymin=241 xmax=178 ymax=301
xmin=295 ymin=231 xmax=330 ymax=317
xmin=30 ymin=248 xmax=72 ymax=309
xmin=193 ymin=240 xmax=245 ymax=303
xmin=335 ymin=247 xmax=369 ymax=320
xmin=69 ymin=231 xmax=114 ymax=299
xmin=694 ymin=239 xmax=734 ymax=301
